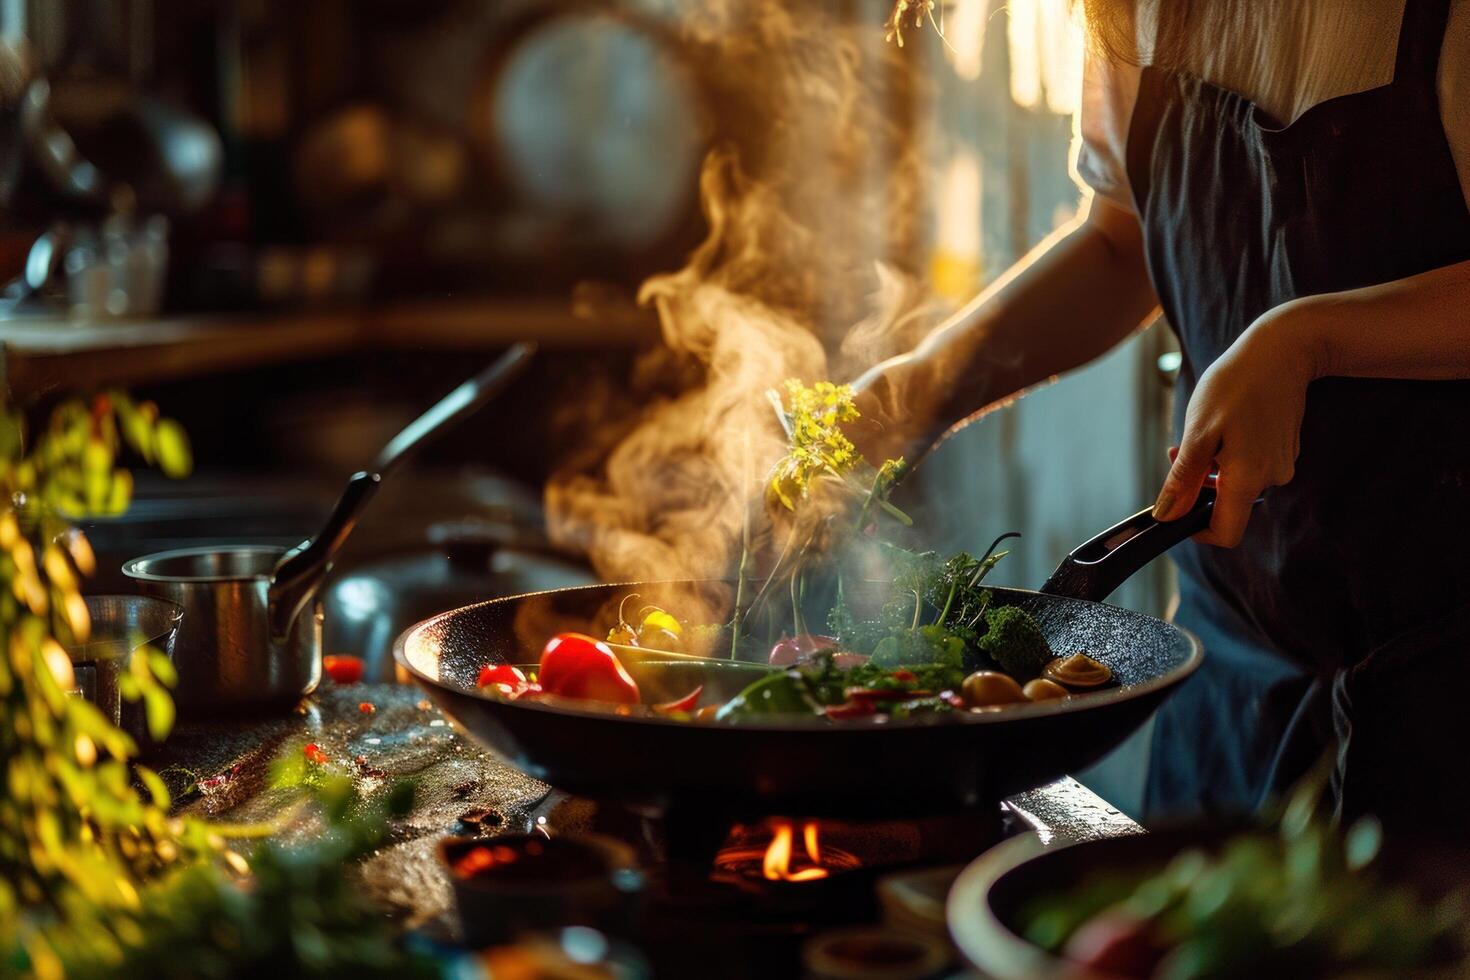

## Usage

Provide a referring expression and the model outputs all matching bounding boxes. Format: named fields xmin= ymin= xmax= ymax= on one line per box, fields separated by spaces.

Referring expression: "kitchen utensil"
xmin=125 ymin=344 xmax=536 ymax=713
xmin=269 ymin=341 xmax=538 ymax=643
xmin=393 ymin=490 xmax=1220 ymax=821
xmin=121 ymin=545 xmax=319 ymax=713
xmin=65 ymin=595 xmax=182 ymax=739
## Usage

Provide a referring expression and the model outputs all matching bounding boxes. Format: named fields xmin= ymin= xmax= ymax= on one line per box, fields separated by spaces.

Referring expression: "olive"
xmin=962 ymin=671 xmax=1027 ymax=708
xmin=1023 ymin=678 xmax=1070 ymax=701
xmin=1042 ymin=653 xmax=1113 ymax=690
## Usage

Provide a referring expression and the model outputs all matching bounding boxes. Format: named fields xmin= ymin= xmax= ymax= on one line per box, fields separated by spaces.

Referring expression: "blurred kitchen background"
xmin=0 ymin=0 xmax=1176 ymax=813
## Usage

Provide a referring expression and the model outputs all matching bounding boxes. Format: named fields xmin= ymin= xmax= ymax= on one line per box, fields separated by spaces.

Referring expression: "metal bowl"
xmin=66 ymin=595 xmax=183 ymax=739
xmin=123 ymin=545 xmax=321 ymax=714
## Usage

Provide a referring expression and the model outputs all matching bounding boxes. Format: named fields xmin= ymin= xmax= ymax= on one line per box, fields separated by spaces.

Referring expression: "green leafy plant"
xmin=0 ymin=394 xmax=436 ymax=979
xmin=0 ymin=393 xmax=202 ymax=978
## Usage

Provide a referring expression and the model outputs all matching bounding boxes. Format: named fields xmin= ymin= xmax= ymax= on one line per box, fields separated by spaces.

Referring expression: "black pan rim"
xmin=392 ymin=579 xmax=1204 ymax=734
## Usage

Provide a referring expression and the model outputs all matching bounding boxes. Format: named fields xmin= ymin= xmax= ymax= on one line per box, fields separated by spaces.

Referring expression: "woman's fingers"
xmin=1193 ymin=468 xmax=1261 ymax=547
xmin=1153 ymin=426 xmax=1217 ymax=520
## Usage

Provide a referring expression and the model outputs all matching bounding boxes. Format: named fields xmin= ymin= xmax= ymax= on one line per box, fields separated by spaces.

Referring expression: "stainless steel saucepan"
xmin=124 ymin=344 xmax=536 ymax=714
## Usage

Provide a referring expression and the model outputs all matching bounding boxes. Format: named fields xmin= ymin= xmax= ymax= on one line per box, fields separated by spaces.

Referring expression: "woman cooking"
xmin=857 ymin=0 xmax=1470 ymax=836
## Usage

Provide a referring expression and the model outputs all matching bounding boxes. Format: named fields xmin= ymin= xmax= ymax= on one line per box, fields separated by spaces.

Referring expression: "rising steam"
xmin=546 ymin=0 xmax=941 ymax=585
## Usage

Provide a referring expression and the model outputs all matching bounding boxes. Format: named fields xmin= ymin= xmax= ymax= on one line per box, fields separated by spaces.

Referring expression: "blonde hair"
xmin=1075 ymin=0 xmax=1219 ymax=67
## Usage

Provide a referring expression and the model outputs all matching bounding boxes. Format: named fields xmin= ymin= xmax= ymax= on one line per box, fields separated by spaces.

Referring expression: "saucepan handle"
xmin=1039 ymin=488 xmax=1219 ymax=603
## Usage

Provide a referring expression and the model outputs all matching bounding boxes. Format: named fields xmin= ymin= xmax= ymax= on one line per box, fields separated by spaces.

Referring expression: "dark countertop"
xmin=148 ymin=682 xmax=1142 ymax=937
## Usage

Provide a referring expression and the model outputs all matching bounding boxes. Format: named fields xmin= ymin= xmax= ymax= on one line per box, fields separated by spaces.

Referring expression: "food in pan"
xmin=473 ymin=380 xmax=1124 ymax=723
xmin=1015 ymin=779 xmax=1466 ymax=979
xmin=474 ymin=584 xmax=1116 ymax=723
xmin=1043 ymin=652 xmax=1113 ymax=689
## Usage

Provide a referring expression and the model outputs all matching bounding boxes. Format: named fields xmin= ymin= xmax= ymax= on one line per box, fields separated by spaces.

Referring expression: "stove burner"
xmin=511 ymin=793 xmax=1023 ymax=977
xmin=712 ymin=819 xmax=862 ymax=886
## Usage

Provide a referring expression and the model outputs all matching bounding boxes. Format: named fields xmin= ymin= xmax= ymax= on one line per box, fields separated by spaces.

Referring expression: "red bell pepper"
xmin=538 ymin=633 xmax=640 ymax=705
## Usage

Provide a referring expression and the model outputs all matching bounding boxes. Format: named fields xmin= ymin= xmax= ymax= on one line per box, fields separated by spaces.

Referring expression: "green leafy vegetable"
xmin=716 ymin=671 xmax=822 ymax=720
xmin=977 ymin=605 xmax=1053 ymax=681
xmin=871 ymin=625 xmax=966 ymax=689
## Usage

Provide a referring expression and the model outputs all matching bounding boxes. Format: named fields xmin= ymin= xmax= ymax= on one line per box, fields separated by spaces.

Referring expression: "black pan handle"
xmin=1039 ymin=488 xmax=1219 ymax=602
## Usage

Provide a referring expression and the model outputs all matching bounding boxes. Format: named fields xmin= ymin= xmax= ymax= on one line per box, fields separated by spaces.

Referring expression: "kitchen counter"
xmin=150 ymin=682 xmax=1142 ymax=941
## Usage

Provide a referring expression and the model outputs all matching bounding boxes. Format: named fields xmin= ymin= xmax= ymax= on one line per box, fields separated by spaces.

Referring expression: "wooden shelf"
xmin=0 ymin=298 xmax=659 ymax=398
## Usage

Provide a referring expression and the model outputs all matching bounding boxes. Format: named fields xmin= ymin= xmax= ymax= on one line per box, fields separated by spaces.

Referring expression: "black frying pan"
xmin=394 ymin=492 xmax=1218 ymax=821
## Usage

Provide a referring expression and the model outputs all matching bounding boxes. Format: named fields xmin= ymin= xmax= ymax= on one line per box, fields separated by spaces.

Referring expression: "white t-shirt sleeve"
xmin=1074 ymin=50 xmax=1144 ymax=210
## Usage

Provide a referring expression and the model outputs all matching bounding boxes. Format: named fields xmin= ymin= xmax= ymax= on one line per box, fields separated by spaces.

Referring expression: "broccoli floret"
xmin=978 ymin=605 xmax=1052 ymax=681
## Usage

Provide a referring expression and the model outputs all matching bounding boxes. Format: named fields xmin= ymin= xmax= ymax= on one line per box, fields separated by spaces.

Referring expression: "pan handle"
xmin=1038 ymin=489 xmax=1219 ymax=602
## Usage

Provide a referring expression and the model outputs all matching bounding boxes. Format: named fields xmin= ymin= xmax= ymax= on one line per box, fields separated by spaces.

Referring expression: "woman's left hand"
xmin=1151 ymin=302 xmax=1325 ymax=547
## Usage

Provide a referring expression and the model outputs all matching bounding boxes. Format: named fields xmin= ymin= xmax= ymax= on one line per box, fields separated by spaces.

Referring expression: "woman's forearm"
xmin=854 ymin=195 xmax=1160 ymax=461
xmin=1281 ymin=258 xmax=1470 ymax=381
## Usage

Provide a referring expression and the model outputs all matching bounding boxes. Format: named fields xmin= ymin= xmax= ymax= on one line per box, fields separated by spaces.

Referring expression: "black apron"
xmin=1125 ymin=0 xmax=1470 ymax=836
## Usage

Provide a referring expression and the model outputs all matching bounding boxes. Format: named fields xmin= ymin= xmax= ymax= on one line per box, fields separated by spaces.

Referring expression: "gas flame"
xmin=762 ymin=819 xmax=829 ymax=882
xmin=546 ymin=0 xmax=941 ymax=586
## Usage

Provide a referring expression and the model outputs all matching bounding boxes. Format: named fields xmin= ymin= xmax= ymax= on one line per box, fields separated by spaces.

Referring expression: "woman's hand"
xmin=1152 ymin=302 xmax=1326 ymax=546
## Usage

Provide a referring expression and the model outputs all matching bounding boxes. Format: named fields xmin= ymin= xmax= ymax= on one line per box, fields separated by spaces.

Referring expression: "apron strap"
xmin=1394 ymin=0 xmax=1453 ymax=86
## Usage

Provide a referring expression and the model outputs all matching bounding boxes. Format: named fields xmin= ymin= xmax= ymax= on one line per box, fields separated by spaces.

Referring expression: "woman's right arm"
xmin=850 ymin=193 xmax=1161 ymax=465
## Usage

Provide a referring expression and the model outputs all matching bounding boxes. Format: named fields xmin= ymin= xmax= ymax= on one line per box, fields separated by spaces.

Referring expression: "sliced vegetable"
xmin=653 ymin=685 xmax=704 ymax=714
xmin=538 ymin=633 xmax=640 ymax=705
xmin=477 ymin=664 xmax=527 ymax=689
xmin=476 ymin=663 xmax=540 ymax=699
xmin=824 ymin=699 xmax=877 ymax=720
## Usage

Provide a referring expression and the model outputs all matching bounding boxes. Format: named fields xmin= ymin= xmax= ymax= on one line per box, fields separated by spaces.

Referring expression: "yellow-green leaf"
xmin=105 ymin=469 xmax=133 ymax=516
xmin=147 ymin=648 xmax=177 ymax=687
xmin=136 ymin=766 xmax=170 ymax=808
xmin=144 ymin=685 xmax=174 ymax=742
xmin=154 ymin=419 xmax=192 ymax=478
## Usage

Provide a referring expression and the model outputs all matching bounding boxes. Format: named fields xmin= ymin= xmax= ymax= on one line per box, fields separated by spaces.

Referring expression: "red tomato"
xmin=477 ymin=664 xmax=527 ymax=689
xmin=322 ymin=654 xmax=364 ymax=684
xmin=538 ymin=633 xmax=640 ymax=704
xmin=1063 ymin=911 xmax=1165 ymax=979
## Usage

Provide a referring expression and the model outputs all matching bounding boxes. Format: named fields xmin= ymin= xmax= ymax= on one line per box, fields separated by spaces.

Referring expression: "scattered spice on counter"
xmin=358 ymin=701 xmax=376 ymax=715
xmin=304 ymin=743 xmax=329 ymax=764
xmin=452 ymin=780 xmax=479 ymax=799
xmin=458 ymin=807 xmax=502 ymax=831
xmin=197 ymin=762 xmax=242 ymax=793
xmin=323 ymin=654 xmax=365 ymax=684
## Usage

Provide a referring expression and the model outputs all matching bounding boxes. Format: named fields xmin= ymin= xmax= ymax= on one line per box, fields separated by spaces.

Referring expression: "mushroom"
xmin=962 ymin=670 xmax=1027 ymax=708
xmin=1042 ymin=653 xmax=1113 ymax=690
xmin=1023 ymin=678 xmax=1070 ymax=701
